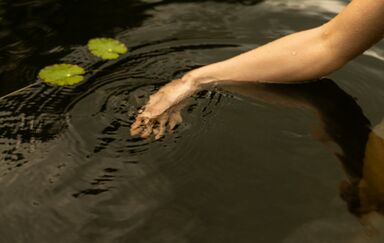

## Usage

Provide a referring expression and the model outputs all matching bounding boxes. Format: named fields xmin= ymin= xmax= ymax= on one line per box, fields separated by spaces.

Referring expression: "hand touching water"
xmin=130 ymin=78 xmax=199 ymax=139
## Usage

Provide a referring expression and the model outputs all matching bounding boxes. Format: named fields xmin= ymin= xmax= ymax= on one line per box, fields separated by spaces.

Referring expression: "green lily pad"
xmin=38 ymin=64 xmax=85 ymax=86
xmin=87 ymin=38 xmax=128 ymax=60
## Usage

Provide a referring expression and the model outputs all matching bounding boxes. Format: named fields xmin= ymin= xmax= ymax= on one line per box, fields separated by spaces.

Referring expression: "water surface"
xmin=0 ymin=0 xmax=384 ymax=242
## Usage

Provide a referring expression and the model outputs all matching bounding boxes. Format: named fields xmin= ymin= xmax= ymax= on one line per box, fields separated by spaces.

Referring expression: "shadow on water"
xmin=223 ymin=80 xmax=384 ymax=242
xmin=0 ymin=0 xmax=384 ymax=242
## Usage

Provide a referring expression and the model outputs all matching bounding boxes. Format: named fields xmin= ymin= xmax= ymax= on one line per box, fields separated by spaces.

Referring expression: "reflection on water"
xmin=223 ymin=80 xmax=384 ymax=242
xmin=265 ymin=0 xmax=346 ymax=14
xmin=0 ymin=0 xmax=383 ymax=242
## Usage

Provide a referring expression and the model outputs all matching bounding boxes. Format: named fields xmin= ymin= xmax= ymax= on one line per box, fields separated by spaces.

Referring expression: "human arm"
xmin=131 ymin=0 xmax=384 ymax=138
xmin=187 ymin=0 xmax=384 ymax=85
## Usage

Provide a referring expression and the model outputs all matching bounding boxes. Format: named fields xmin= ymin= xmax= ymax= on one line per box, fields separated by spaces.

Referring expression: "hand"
xmin=130 ymin=78 xmax=198 ymax=139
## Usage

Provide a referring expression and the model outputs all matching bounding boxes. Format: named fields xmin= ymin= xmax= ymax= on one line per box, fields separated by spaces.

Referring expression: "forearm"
xmin=183 ymin=26 xmax=343 ymax=86
xmin=183 ymin=0 xmax=384 ymax=88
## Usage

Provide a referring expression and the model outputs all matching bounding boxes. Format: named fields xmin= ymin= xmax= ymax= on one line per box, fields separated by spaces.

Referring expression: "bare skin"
xmin=131 ymin=0 xmax=384 ymax=139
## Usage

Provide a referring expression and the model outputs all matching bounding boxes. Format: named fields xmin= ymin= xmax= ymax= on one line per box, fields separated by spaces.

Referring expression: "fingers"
xmin=154 ymin=114 xmax=167 ymax=140
xmin=130 ymin=114 xmax=155 ymax=138
xmin=130 ymin=112 xmax=183 ymax=139
xmin=130 ymin=113 xmax=166 ymax=139
xmin=130 ymin=116 xmax=145 ymax=136
xmin=130 ymin=110 xmax=153 ymax=136
xmin=168 ymin=111 xmax=183 ymax=132
xmin=130 ymin=78 xmax=189 ymax=139
xmin=141 ymin=119 xmax=155 ymax=139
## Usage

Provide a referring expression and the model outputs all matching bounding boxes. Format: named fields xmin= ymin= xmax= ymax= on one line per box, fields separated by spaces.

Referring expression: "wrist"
xmin=182 ymin=68 xmax=219 ymax=90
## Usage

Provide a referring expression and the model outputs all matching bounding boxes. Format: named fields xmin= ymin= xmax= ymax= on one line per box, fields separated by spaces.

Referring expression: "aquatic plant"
xmin=87 ymin=38 xmax=127 ymax=60
xmin=38 ymin=64 xmax=85 ymax=86
xmin=36 ymin=38 xmax=126 ymax=87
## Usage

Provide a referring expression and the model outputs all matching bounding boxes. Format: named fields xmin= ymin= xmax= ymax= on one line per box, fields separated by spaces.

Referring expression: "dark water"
xmin=1 ymin=0 xmax=384 ymax=242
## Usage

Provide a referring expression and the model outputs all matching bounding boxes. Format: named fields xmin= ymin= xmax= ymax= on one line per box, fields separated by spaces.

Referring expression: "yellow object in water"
xmin=359 ymin=120 xmax=384 ymax=212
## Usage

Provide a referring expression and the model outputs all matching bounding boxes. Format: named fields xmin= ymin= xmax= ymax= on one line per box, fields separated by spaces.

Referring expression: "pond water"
xmin=1 ymin=0 xmax=384 ymax=242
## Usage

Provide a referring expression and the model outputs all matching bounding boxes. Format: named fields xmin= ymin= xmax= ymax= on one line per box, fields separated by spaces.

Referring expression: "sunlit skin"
xmin=130 ymin=0 xmax=384 ymax=139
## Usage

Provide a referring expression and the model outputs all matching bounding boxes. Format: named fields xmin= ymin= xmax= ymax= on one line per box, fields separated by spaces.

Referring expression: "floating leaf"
xmin=87 ymin=38 xmax=127 ymax=60
xmin=38 ymin=64 xmax=85 ymax=86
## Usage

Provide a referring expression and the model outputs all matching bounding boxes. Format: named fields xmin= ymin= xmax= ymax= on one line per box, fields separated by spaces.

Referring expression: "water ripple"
xmin=0 ymin=0 xmax=382 ymax=242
